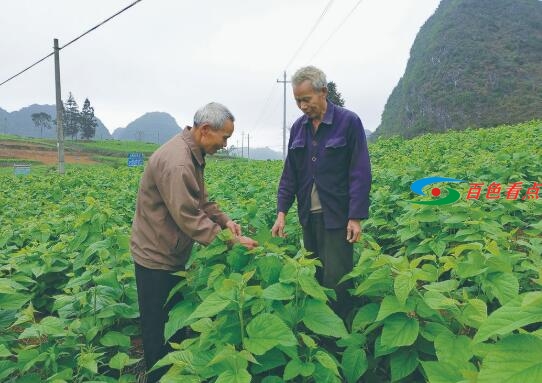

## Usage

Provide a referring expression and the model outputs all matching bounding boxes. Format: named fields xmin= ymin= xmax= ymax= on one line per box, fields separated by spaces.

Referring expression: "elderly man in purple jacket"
xmin=272 ymin=66 xmax=371 ymax=319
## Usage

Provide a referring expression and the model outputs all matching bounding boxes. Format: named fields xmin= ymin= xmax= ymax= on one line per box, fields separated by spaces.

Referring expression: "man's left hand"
xmin=346 ymin=219 xmax=362 ymax=243
xmin=226 ymin=220 xmax=242 ymax=237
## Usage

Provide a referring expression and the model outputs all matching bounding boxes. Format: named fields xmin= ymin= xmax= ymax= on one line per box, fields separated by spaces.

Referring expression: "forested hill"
xmin=373 ymin=0 xmax=542 ymax=139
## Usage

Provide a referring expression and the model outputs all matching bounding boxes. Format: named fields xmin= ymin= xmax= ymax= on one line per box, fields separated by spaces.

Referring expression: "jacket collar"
xmin=301 ymin=99 xmax=336 ymax=127
xmin=181 ymin=126 xmax=205 ymax=167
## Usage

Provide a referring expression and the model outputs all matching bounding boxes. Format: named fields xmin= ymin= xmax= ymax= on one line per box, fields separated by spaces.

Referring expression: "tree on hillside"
xmin=63 ymin=93 xmax=80 ymax=140
xmin=327 ymin=81 xmax=345 ymax=107
xmin=80 ymin=98 xmax=97 ymax=140
xmin=31 ymin=112 xmax=52 ymax=138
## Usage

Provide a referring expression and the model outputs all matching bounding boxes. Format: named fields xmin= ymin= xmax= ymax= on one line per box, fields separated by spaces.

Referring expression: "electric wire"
xmin=0 ymin=0 xmax=143 ymax=88
xmin=308 ymin=0 xmax=364 ymax=62
xmin=284 ymin=0 xmax=335 ymax=70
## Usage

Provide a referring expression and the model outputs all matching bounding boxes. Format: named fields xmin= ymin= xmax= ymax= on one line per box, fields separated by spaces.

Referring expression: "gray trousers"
xmin=303 ymin=213 xmax=354 ymax=319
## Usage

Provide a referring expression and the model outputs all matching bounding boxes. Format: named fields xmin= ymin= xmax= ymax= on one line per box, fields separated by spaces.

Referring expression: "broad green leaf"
xmin=0 ymin=293 xmax=31 ymax=310
xmin=423 ymin=291 xmax=460 ymax=316
xmin=390 ymin=350 xmax=418 ymax=382
xmin=279 ymin=263 xmax=297 ymax=283
xmin=450 ymin=243 xmax=483 ymax=257
xmin=381 ymin=313 xmax=419 ymax=348
xmin=244 ymin=313 xmax=296 ymax=355
xmin=0 ymin=344 xmax=11 ymax=358
xmin=299 ymin=332 xmax=317 ymax=349
xmin=0 ymin=278 xmax=27 ymax=293
xmin=252 ymin=348 xmax=287 ymax=374
xmin=77 ymin=352 xmax=104 ymax=374
xmin=302 ymin=299 xmax=348 ymax=338
xmin=478 ymin=335 xmax=542 ymax=383
xmin=109 ymin=352 xmax=138 ymax=370
xmin=460 ymin=299 xmax=487 ymax=329
xmin=354 ymin=266 xmax=392 ymax=296
xmin=99 ymin=331 xmax=131 ymax=347
xmin=423 ymin=279 xmax=459 ymax=293
xmin=262 ymin=283 xmax=295 ymax=301
xmin=342 ymin=347 xmax=368 ymax=383
xmin=429 ymin=240 xmax=447 ymax=257
xmin=376 ymin=295 xmax=409 ymax=321
xmin=37 ymin=316 xmax=66 ymax=337
xmin=474 ymin=293 xmax=542 ymax=343
xmin=215 ymin=369 xmax=251 ymax=383
xmin=284 ymin=359 xmax=314 ymax=380
xmin=434 ymin=331 xmax=472 ymax=367
xmin=352 ymin=303 xmax=379 ymax=331
xmin=421 ymin=361 xmax=466 ymax=383
xmin=482 ymin=272 xmax=519 ymax=305
xmin=420 ymin=322 xmax=451 ymax=342
xmin=394 ymin=272 xmax=416 ymax=305
xmin=298 ymin=274 xmax=328 ymax=301
xmin=188 ymin=291 xmax=231 ymax=320
xmin=315 ymin=351 xmax=339 ymax=376
xmin=164 ymin=301 xmax=196 ymax=341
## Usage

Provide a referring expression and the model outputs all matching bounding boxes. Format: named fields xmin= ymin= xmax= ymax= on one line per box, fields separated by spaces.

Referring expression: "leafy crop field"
xmin=0 ymin=121 xmax=541 ymax=382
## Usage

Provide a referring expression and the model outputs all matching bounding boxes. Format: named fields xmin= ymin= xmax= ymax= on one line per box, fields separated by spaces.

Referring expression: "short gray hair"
xmin=193 ymin=102 xmax=235 ymax=130
xmin=291 ymin=66 xmax=327 ymax=91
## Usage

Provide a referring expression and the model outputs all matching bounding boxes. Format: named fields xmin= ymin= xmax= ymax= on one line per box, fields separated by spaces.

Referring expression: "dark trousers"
xmin=134 ymin=262 xmax=183 ymax=383
xmin=303 ymin=213 xmax=354 ymax=320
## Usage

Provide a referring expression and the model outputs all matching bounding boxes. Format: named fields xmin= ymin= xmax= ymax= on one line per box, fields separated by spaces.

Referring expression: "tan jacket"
xmin=131 ymin=127 xmax=230 ymax=271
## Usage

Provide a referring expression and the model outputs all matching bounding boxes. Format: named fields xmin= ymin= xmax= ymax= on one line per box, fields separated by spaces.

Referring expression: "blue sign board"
xmin=14 ymin=164 xmax=31 ymax=175
xmin=127 ymin=152 xmax=144 ymax=167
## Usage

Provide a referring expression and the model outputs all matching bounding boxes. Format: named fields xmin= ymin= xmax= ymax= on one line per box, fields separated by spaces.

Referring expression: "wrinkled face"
xmin=293 ymin=80 xmax=327 ymax=121
xmin=201 ymin=119 xmax=234 ymax=155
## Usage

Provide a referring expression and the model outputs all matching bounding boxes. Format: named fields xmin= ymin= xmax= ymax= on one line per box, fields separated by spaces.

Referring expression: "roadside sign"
xmin=127 ymin=152 xmax=144 ymax=167
xmin=13 ymin=163 xmax=31 ymax=175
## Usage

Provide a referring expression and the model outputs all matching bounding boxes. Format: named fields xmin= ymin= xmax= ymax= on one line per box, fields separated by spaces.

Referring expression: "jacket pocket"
xmin=290 ymin=138 xmax=306 ymax=149
xmin=325 ymin=137 xmax=347 ymax=149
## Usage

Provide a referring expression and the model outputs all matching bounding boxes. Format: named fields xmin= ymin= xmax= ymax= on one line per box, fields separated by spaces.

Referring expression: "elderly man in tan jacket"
xmin=131 ymin=102 xmax=257 ymax=382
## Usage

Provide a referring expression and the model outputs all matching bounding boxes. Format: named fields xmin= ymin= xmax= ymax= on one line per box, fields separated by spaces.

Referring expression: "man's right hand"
xmin=238 ymin=236 xmax=258 ymax=249
xmin=271 ymin=212 xmax=286 ymax=237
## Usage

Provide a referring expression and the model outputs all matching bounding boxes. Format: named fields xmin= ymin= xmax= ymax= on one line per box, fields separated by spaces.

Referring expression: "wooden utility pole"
xmin=54 ymin=39 xmax=65 ymax=174
xmin=247 ymin=133 xmax=250 ymax=160
xmin=241 ymin=131 xmax=244 ymax=158
xmin=277 ymin=71 xmax=291 ymax=160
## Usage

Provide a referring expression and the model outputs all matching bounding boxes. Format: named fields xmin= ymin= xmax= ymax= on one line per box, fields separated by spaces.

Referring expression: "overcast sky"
xmin=0 ymin=0 xmax=440 ymax=151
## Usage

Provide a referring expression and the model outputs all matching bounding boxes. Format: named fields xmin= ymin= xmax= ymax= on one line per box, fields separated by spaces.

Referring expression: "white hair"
xmin=291 ymin=66 xmax=327 ymax=91
xmin=193 ymin=102 xmax=235 ymax=130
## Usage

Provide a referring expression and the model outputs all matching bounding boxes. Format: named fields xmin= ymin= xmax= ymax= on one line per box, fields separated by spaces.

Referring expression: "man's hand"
xmin=225 ymin=220 xmax=241 ymax=237
xmin=346 ymin=219 xmax=362 ymax=243
xmin=271 ymin=212 xmax=287 ymax=237
xmin=238 ymin=236 xmax=258 ymax=250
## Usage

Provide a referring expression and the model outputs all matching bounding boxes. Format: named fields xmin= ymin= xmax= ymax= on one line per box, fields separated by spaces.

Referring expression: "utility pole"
xmin=54 ymin=38 xmax=65 ymax=174
xmin=247 ymin=133 xmax=250 ymax=160
xmin=241 ymin=131 xmax=244 ymax=158
xmin=277 ymin=70 xmax=291 ymax=160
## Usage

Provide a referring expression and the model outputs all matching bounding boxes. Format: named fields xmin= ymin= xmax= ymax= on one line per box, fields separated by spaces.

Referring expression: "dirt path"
xmin=0 ymin=142 xmax=98 ymax=165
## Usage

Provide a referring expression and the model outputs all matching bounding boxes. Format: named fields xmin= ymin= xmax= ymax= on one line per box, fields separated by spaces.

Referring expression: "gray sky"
xmin=0 ymin=0 xmax=440 ymax=151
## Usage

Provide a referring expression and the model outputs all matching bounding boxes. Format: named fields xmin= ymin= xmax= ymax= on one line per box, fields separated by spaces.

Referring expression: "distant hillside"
xmin=0 ymin=104 xmax=112 ymax=139
xmin=374 ymin=0 xmax=542 ymax=138
xmin=112 ymin=112 xmax=181 ymax=144
xmin=229 ymin=146 xmax=282 ymax=160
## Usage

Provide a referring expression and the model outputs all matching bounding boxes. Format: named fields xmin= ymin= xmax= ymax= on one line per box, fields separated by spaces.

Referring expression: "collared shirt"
xmin=277 ymin=101 xmax=371 ymax=229
xmin=131 ymin=127 xmax=230 ymax=271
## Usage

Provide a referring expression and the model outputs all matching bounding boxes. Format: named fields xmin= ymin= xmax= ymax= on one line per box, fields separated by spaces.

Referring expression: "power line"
xmin=308 ymin=0 xmax=364 ymax=62
xmin=0 ymin=0 xmax=143 ymax=88
xmin=0 ymin=53 xmax=54 ymax=87
xmin=284 ymin=0 xmax=335 ymax=70
xmin=61 ymin=0 xmax=142 ymax=50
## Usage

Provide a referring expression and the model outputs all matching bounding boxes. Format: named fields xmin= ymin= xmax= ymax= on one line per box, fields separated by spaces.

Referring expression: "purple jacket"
xmin=277 ymin=101 xmax=371 ymax=229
